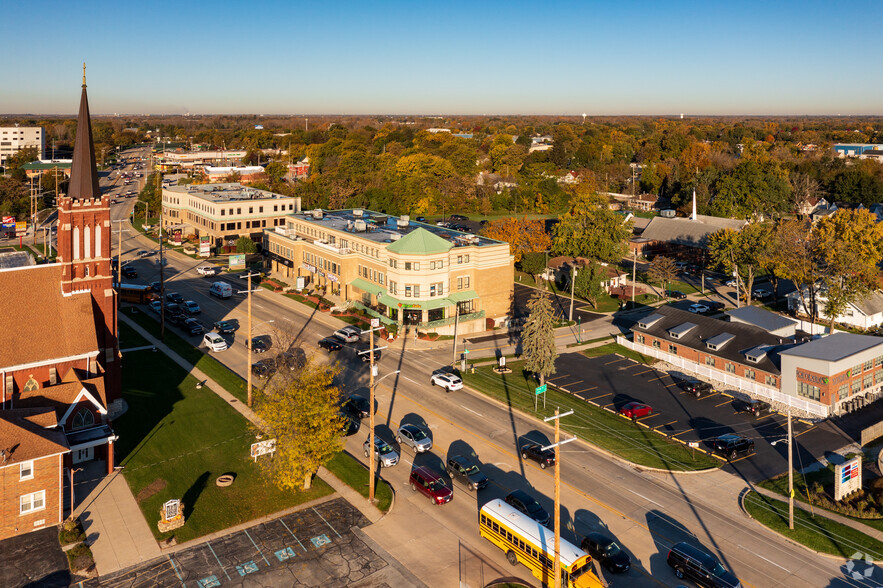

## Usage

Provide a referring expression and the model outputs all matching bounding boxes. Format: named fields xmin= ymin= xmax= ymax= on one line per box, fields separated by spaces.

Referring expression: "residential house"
xmin=787 ymin=289 xmax=883 ymax=331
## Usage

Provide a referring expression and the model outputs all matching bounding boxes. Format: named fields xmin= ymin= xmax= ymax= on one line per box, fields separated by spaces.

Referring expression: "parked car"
xmin=430 ymin=372 xmax=463 ymax=392
xmin=167 ymin=310 xmax=186 ymax=325
xmin=148 ymin=300 xmax=162 ymax=314
xmin=688 ymin=303 xmax=709 ymax=314
xmin=520 ymin=441 xmax=555 ymax=469
xmin=415 ymin=216 xmax=427 ymax=222
xmin=667 ymin=542 xmax=741 ymax=587
xmin=356 ymin=345 xmax=382 ymax=363
xmin=333 ymin=326 xmax=361 ymax=343
xmin=166 ymin=291 xmax=184 ymax=304
xmin=202 ymin=332 xmax=228 ymax=352
xmin=409 ymin=466 xmax=453 ymax=505
xmin=674 ymin=261 xmax=689 ymax=270
xmin=182 ymin=300 xmax=201 ymax=315
xmin=744 ymin=398 xmax=772 ymax=417
xmin=620 ymin=402 xmax=653 ymax=419
xmin=197 ymin=265 xmax=221 ymax=276
xmin=677 ymin=378 xmax=715 ymax=398
xmin=182 ymin=318 xmax=204 ymax=335
xmin=213 ymin=320 xmax=238 ymax=334
xmin=450 ymin=214 xmax=468 ymax=221
xmin=275 ymin=348 xmax=306 ymax=371
xmin=581 ymin=532 xmax=631 ymax=573
xmin=445 ymin=455 xmax=489 ymax=491
xmin=363 ymin=436 xmax=399 ymax=468
xmin=318 ymin=337 xmax=343 ymax=352
xmin=149 ymin=281 xmax=162 ymax=292
xmin=714 ymin=434 xmax=755 ymax=460
xmin=251 ymin=359 xmax=277 ymax=379
xmin=724 ymin=279 xmax=737 ymax=288
xmin=121 ymin=266 xmax=137 ymax=279
xmin=342 ymin=394 xmax=373 ymax=419
xmin=752 ymin=288 xmax=772 ymax=299
xmin=396 ymin=424 xmax=433 ymax=453
xmin=705 ymin=300 xmax=725 ymax=312
xmin=246 ymin=336 xmax=270 ymax=353
xmin=505 ymin=489 xmax=550 ymax=527
xmin=666 ymin=290 xmax=687 ymax=300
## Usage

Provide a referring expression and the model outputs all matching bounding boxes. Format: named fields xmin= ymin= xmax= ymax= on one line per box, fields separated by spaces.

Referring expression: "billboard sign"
xmin=199 ymin=235 xmax=211 ymax=257
xmin=229 ymin=254 xmax=246 ymax=270
xmin=15 ymin=222 xmax=27 ymax=235
xmin=835 ymin=457 xmax=862 ymax=500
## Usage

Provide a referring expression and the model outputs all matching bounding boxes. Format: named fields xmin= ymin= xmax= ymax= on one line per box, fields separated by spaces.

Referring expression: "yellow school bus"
xmin=479 ymin=499 xmax=604 ymax=588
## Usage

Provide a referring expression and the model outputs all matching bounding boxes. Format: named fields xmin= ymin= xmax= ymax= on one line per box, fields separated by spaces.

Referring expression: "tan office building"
xmin=161 ymin=183 xmax=301 ymax=248
xmin=264 ymin=209 xmax=514 ymax=335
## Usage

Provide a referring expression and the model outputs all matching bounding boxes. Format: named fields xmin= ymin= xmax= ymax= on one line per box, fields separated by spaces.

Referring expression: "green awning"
xmin=447 ymin=290 xmax=478 ymax=302
xmin=351 ymin=278 xmax=462 ymax=312
xmin=351 ymin=278 xmax=384 ymax=297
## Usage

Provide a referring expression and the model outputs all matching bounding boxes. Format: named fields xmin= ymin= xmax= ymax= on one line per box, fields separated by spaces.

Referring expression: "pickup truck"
xmin=197 ymin=265 xmax=221 ymax=276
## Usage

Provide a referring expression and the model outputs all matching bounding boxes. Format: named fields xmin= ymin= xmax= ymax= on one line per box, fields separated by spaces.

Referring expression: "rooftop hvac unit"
xmin=389 ymin=232 xmax=402 ymax=241
xmin=312 ymin=209 xmax=323 ymax=219
xmin=353 ymin=209 xmax=363 ymax=218
xmin=660 ymin=209 xmax=676 ymax=218
xmin=397 ymin=215 xmax=410 ymax=228
xmin=347 ymin=220 xmax=354 ymax=231
xmin=354 ymin=219 xmax=367 ymax=232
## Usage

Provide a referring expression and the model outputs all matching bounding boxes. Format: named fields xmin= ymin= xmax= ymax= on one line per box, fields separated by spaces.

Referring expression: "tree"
xmin=706 ymin=224 xmax=774 ymax=305
xmin=790 ymin=172 xmax=821 ymax=216
xmin=710 ymin=160 xmax=791 ymax=219
xmin=521 ymin=290 xmax=558 ymax=386
xmin=252 ymin=359 xmax=345 ymax=490
xmin=520 ymin=251 xmax=546 ymax=281
xmin=264 ymin=162 xmax=288 ymax=184
xmin=648 ymin=256 xmax=678 ymax=299
xmin=481 ymin=217 xmax=551 ymax=262
xmin=236 ymin=236 xmax=257 ymax=253
xmin=552 ymin=188 xmax=632 ymax=261
xmin=572 ymin=262 xmax=605 ymax=309
xmin=770 ymin=219 xmax=822 ymax=323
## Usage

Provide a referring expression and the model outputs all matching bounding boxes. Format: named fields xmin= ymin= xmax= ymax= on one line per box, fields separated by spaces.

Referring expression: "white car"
xmin=197 ymin=265 xmax=221 ymax=276
xmin=753 ymin=288 xmax=772 ymax=299
xmin=202 ymin=332 xmax=228 ymax=352
xmin=724 ymin=279 xmax=737 ymax=288
xmin=689 ymin=303 xmax=709 ymax=314
xmin=431 ymin=372 xmax=463 ymax=392
xmin=333 ymin=326 xmax=361 ymax=343
xmin=396 ymin=424 xmax=433 ymax=453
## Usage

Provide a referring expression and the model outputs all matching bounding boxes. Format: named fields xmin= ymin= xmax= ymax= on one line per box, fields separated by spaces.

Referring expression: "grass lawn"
xmin=118 ymin=350 xmax=333 ymax=543
xmin=324 ymin=451 xmax=393 ymax=513
xmin=122 ymin=306 xmax=248 ymax=403
xmin=582 ymin=343 xmax=653 ymax=364
xmin=743 ymin=491 xmax=883 ymax=559
xmin=118 ymin=321 xmax=149 ymax=349
xmin=461 ymin=362 xmax=719 ymax=471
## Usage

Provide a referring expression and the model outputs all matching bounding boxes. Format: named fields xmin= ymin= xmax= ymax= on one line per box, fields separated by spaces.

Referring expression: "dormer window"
xmin=72 ymin=408 xmax=95 ymax=429
xmin=706 ymin=333 xmax=735 ymax=351
xmin=667 ymin=323 xmax=697 ymax=340
xmin=637 ymin=314 xmax=664 ymax=330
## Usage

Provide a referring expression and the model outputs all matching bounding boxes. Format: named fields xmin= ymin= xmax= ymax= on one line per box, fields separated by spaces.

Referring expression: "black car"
xmin=167 ymin=310 xmax=186 ymax=325
xmin=445 ymin=455 xmax=489 ymax=491
xmin=246 ymin=337 xmax=270 ymax=353
xmin=166 ymin=291 xmax=184 ymax=304
xmin=251 ymin=359 xmax=277 ymax=378
xmin=665 ymin=289 xmax=687 ymax=300
xmin=705 ymin=300 xmax=725 ymax=312
xmin=677 ymin=378 xmax=715 ymax=398
xmin=713 ymin=434 xmax=755 ymax=460
xmin=338 ymin=410 xmax=360 ymax=436
xmin=342 ymin=394 xmax=372 ymax=419
xmin=275 ymin=348 xmax=306 ymax=371
xmin=415 ymin=216 xmax=427 ymax=222
xmin=182 ymin=318 xmax=204 ymax=335
xmin=214 ymin=320 xmax=238 ymax=334
xmin=318 ymin=337 xmax=343 ymax=352
xmin=450 ymin=214 xmax=468 ymax=221
xmin=580 ymin=532 xmax=631 ymax=573
xmin=149 ymin=281 xmax=162 ymax=293
xmin=744 ymin=398 xmax=772 ymax=417
xmin=356 ymin=346 xmax=382 ymax=363
xmin=505 ymin=489 xmax=550 ymax=527
xmin=667 ymin=542 xmax=740 ymax=588
xmin=121 ymin=266 xmax=137 ymax=278
xmin=520 ymin=441 xmax=555 ymax=469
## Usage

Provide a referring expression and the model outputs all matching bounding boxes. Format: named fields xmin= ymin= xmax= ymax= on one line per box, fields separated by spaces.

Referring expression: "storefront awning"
xmin=351 ymin=278 xmax=384 ymax=297
xmin=447 ymin=290 xmax=478 ymax=303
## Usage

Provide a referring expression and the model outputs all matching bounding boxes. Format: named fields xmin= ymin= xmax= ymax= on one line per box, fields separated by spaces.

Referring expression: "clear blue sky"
xmin=3 ymin=0 xmax=881 ymax=115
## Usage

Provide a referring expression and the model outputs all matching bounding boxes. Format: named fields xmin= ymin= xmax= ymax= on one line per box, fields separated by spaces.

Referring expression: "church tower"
xmin=56 ymin=67 xmax=120 ymax=403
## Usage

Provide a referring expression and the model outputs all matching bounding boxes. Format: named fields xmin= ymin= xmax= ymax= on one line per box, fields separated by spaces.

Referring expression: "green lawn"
xmin=461 ymin=362 xmax=719 ymax=471
xmin=743 ymin=491 xmax=883 ymax=559
xmin=581 ymin=343 xmax=653 ymax=364
xmin=118 ymin=321 xmax=149 ymax=349
xmin=324 ymin=451 xmax=393 ymax=513
xmin=118 ymin=350 xmax=333 ymax=543
xmin=122 ymin=306 xmax=248 ymax=403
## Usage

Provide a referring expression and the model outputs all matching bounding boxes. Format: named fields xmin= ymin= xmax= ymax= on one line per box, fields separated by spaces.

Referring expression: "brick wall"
xmin=0 ymin=453 xmax=64 ymax=541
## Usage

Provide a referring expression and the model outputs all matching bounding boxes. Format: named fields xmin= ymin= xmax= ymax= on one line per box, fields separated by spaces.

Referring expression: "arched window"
xmin=23 ymin=376 xmax=38 ymax=392
xmin=95 ymin=224 xmax=102 ymax=258
xmin=73 ymin=227 xmax=80 ymax=259
xmin=84 ymin=226 xmax=91 ymax=259
xmin=72 ymin=408 xmax=94 ymax=429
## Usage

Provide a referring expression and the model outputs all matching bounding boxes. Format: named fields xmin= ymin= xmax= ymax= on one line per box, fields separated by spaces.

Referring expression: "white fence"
xmin=616 ymin=336 xmax=830 ymax=418
xmin=793 ymin=319 xmax=843 ymax=336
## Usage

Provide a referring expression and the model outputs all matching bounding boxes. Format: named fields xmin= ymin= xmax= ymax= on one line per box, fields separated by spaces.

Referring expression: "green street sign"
xmin=535 ymin=384 xmax=547 ymax=395
xmin=463 ymin=349 xmax=470 ymax=354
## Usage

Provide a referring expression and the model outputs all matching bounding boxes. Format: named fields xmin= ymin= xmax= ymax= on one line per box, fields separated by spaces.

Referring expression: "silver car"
xmin=396 ymin=424 xmax=432 ymax=453
xmin=363 ymin=436 xmax=399 ymax=467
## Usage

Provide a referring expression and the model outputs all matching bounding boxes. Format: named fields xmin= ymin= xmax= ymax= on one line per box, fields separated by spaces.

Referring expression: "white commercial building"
xmin=0 ymin=126 xmax=44 ymax=169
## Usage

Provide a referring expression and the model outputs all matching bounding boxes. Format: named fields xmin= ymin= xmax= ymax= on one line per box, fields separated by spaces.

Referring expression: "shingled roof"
xmin=640 ymin=214 xmax=747 ymax=248
xmin=0 ymin=409 xmax=69 ymax=465
xmin=68 ymin=73 xmax=101 ymax=201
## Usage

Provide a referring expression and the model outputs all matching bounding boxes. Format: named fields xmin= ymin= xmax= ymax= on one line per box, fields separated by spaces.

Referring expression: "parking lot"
xmin=80 ymin=498 xmax=407 ymax=588
xmin=549 ymin=353 xmax=852 ymax=481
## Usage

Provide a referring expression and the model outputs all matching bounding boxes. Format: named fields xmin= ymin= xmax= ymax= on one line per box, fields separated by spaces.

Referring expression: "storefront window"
xmin=428 ymin=308 xmax=444 ymax=322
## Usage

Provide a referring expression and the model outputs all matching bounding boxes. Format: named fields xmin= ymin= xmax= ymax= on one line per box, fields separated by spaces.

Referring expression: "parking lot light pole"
xmin=569 ymin=266 xmax=577 ymax=322
xmin=543 ymin=409 xmax=575 ymax=588
xmin=239 ymin=272 xmax=263 ymax=408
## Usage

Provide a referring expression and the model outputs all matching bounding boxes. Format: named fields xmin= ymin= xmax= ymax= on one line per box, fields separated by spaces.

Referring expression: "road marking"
xmin=244 ymin=529 xmax=270 ymax=566
xmin=714 ymin=398 xmax=732 ymax=407
xmin=460 ymin=405 xmax=483 ymax=417
xmin=670 ymin=430 xmax=692 ymax=438
xmin=738 ymin=545 xmax=791 ymax=573
xmin=167 ymin=555 xmax=186 ymax=587
xmin=548 ymin=375 xmax=568 ymax=381
xmin=205 ymin=541 xmax=231 ymax=580
xmin=663 ymin=381 xmax=679 ymax=388
xmin=585 ymin=392 xmax=609 ymax=401
xmin=655 ymin=420 xmax=678 ymax=429
xmin=279 ymin=519 xmax=306 ymax=551
xmin=312 ymin=507 xmax=342 ymax=538
xmin=627 ymin=489 xmax=664 ymax=507
xmin=603 ymin=358 xmax=625 ymax=365
xmin=632 ymin=368 xmax=654 ymax=375
xmin=638 ymin=412 xmax=660 ymax=421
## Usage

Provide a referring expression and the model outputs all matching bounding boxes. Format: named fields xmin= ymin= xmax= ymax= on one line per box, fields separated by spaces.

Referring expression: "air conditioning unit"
xmin=660 ymin=209 xmax=676 ymax=218
xmin=397 ymin=215 xmax=410 ymax=228
xmin=353 ymin=209 xmax=363 ymax=218
xmin=312 ymin=209 xmax=323 ymax=219
xmin=354 ymin=219 xmax=367 ymax=232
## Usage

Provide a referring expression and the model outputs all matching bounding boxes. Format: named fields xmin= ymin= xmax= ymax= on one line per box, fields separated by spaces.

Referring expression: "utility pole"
xmin=631 ymin=250 xmax=637 ymax=309
xmin=369 ymin=319 xmax=377 ymax=502
xmin=568 ymin=266 xmax=577 ymax=322
xmin=239 ymin=272 xmax=262 ymax=408
xmin=788 ymin=409 xmax=794 ymax=530
xmin=543 ymin=409 xmax=575 ymax=588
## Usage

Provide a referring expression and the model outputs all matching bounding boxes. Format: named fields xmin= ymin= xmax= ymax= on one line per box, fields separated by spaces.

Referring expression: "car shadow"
xmin=646 ymin=508 xmax=736 ymax=583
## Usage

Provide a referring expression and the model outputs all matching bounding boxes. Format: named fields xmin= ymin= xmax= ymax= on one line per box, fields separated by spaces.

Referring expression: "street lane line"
xmin=739 ymin=545 xmax=791 ymax=573
xmin=628 ymin=489 xmax=664 ymax=508
xmin=460 ymin=405 xmax=483 ymax=417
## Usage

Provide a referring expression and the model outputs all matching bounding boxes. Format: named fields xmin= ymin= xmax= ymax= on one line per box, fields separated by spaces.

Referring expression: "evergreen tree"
xmin=521 ymin=290 xmax=558 ymax=386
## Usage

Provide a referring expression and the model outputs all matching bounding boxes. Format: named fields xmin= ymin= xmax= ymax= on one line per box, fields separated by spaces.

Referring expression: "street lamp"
xmin=68 ymin=467 xmax=84 ymax=521
xmin=238 ymin=272 xmax=264 ymax=407
xmin=569 ymin=265 xmax=578 ymax=322
xmin=542 ymin=409 xmax=576 ymax=588
xmin=361 ymin=320 xmax=395 ymax=503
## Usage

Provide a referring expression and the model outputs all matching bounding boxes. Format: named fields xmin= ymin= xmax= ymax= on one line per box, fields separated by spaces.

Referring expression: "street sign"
xmin=535 ymin=384 xmax=547 ymax=395
xmin=371 ymin=318 xmax=380 ymax=328
xmin=687 ymin=442 xmax=699 ymax=448
xmin=463 ymin=349 xmax=470 ymax=354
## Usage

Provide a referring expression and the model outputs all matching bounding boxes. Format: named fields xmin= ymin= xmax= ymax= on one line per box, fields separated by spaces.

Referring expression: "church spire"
xmin=68 ymin=66 xmax=100 ymax=200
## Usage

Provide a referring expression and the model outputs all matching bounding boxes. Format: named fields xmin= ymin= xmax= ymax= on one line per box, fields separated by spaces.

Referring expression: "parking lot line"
xmin=244 ymin=529 xmax=271 ymax=566
xmin=655 ymin=420 xmax=678 ymax=429
xmin=632 ymin=368 xmax=655 ymax=376
xmin=166 ymin=555 xmax=186 ymax=587
xmin=754 ymin=413 xmax=775 ymax=421
xmin=279 ymin=518 xmax=307 ymax=551
xmin=547 ymin=374 xmax=569 ymax=381
xmin=638 ymin=413 xmax=660 ymax=422
xmin=662 ymin=381 xmax=679 ymax=388
xmin=206 ymin=541 xmax=232 ymax=581
xmin=312 ymin=507 xmax=342 ymax=538
xmin=572 ymin=386 xmax=597 ymax=395
xmin=714 ymin=398 xmax=732 ymax=407
xmin=585 ymin=392 xmax=609 ymax=401
xmin=603 ymin=402 xmax=616 ymax=409
xmin=670 ymin=430 xmax=692 ymax=438
xmin=603 ymin=357 xmax=626 ymax=365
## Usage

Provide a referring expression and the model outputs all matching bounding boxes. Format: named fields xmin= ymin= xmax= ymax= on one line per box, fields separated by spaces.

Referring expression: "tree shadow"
xmin=182 ymin=471 xmax=211 ymax=519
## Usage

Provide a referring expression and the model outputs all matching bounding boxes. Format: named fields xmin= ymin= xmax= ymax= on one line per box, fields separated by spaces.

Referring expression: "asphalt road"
xmin=104 ymin=166 xmax=882 ymax=587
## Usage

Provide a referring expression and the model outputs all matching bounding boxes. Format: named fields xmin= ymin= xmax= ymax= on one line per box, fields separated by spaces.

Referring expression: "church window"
xmin=73 ymin=227 xmax=80 ymax=259
xmin=23 ymin=376 xmax=38 ymax=392
xmin=95 ymin=224 xmax=102 ymax=258
xmin=72 ymin=408 xmax=95 ymax=429
xmin=84 ymin=225 xmax=91 ymax=258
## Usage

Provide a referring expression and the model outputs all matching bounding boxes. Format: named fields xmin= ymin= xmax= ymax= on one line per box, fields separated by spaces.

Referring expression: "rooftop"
xmin=726 ymin=306 xmax=797 ymax=333
xmin=284 ymin=209 xmax=506 ymax=249
xmin=779 ymin=332 xmax=883 ymax=362
xmin=166 ymin=183 xmax=294 ymax=203
xmin=640 ymin=214 xmax=747 ymax=248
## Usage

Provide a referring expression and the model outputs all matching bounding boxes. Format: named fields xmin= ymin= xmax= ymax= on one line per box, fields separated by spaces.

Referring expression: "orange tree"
xmin=481 ymin=217 xmax=551 ymax=262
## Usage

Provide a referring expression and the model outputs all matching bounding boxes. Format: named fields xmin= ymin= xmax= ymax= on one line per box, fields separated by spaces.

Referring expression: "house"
xmin=631 ymin=193 xmax=659 ymax=212
xmin=786 ymin=289 xmax=883 ymax=330
xmin=543 ymin=257 xmax=627 ymax=293
xmin=287 ymin=157 xmax=310 ymax=180
xmin=631 ymin=213 xmax=747 ymax=260
xmin=558 ymin=171 xmax=580 ymax=185
xmin=202 ymin=165 xmax=265 ymax=184
xmin=795 ymin=196 xmax=828 ymax=217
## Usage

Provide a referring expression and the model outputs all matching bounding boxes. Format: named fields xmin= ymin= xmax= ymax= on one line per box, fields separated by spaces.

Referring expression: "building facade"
xmin=161 ymin=183 xmax=301 ymax=249
xmin=264 ymin=209 xmax=514 ymax=334
xmin=0 ymin=126 xmax=44 ymax=169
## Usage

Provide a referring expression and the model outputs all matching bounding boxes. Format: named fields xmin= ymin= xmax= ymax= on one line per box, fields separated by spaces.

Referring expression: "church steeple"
xmin=68 ymin=63 xmax=100 ymax=201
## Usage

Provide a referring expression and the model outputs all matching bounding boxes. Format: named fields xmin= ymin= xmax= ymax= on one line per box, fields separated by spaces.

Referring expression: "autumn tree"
xmin=573 ymin=262 xmax=605 ymax=308
xmin=648 ymin=256 xmax=678 ymax=299
xmin=481 ymin=217 xmax=551 ymax=262
xmin=770 ymin=219 xmax=822 ymax=322
xmin=706 ymin=224 xmax=774 ymax=305
xmin=253 ymin=358 xmax=345 ymax=491
xmin=552 ymin=186 xmax=632 ymax=261
xmin=521 ymin=290 xmax=558 ymax=387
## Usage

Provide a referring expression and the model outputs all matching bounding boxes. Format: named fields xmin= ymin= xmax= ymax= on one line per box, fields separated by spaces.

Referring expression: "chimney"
xmin=691 ymin=188 xmax=697 ymax=221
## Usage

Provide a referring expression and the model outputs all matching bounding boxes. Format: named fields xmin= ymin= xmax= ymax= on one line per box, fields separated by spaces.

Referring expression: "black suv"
xmin=166 ymin=291 xmax=184 ymax=304
xmin=445 ymin=455 xmax=489 ymax=491
xmin=667 ymin=542 xmax=741 ymax=587
xmin=713 ymin=434 xmax=755 ymax=460
xmin=678 ymin=378 xmax=715 ymax=398
xmin=665 ymin=289 xmax=687 ymax=300
xmin=520 ymin=442 xmax=555 ymax=469
xmin=505 ymin=489 xmax=550 ymax=527
xmin=744 ymin=399 xmax=772 ymax=417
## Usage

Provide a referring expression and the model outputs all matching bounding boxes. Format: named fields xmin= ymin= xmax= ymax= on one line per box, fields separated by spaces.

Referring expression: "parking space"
xmin=553 ymin=353 xmax=823 ymax=481
xmin=82 ymin=498 xmax=392 ymax=588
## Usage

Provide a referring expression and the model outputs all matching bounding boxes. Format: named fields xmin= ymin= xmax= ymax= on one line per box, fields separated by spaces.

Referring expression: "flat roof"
xmin=726 ymin=306 xmax=797 ymax=333
xmin=289 ymin=209 xmax=505 ymax=248
xmin=779 ymin=332 xmax=883 ymax=362
xmin=166 ymin=183 xmax=294 ymax=203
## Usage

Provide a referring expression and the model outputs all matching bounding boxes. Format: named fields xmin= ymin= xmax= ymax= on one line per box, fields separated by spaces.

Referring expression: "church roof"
xmin=68 ymin=75 xmax=101 ymax=201
xmin=0 ymin=409 xmax=69 ymax=464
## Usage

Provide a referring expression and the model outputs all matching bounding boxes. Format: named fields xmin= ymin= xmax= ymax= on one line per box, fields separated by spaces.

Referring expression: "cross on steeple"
xmin=82 ymin=62 xmax=86 ymax=88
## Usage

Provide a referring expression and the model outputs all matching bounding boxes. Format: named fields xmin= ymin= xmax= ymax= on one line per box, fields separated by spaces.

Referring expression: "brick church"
xmin=0 ymin=72 xmax=122 ymax=540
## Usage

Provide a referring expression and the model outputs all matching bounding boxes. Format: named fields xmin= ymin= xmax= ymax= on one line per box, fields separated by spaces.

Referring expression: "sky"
xmin=3 ymin=0 xmax=881 ymax=116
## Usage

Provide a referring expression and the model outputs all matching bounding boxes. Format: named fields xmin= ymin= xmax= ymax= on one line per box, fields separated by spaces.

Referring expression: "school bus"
xmin=479 ymin=499 xmax=604 ymax=588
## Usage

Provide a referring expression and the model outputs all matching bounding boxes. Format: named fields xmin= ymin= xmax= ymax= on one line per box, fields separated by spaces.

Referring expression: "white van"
xmin=209 ymin=281 xmax=233 ymax=299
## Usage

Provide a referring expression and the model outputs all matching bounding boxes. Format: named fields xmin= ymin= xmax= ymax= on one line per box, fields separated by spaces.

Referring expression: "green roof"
xmin=386 ymin=228 xmax=453 ymax=255
xmin=447 ymin=290 xmax=478 ymax=302
xmin=21 ymin=162 xmax=71 ymax=171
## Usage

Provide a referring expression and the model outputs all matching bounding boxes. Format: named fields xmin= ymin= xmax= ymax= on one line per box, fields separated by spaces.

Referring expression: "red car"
xmin=620 ymin=402 xmax=653 ymax=419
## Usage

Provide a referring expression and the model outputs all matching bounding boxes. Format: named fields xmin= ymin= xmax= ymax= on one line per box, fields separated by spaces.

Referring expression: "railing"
xmin=615 ymin=336 xmax=829 ymax=418
xmin=423 ymin=311 xmax=485 ymax=329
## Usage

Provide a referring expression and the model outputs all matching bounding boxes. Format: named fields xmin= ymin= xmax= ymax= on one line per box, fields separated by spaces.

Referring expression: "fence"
xmin=615 ymin=336 xmax=829 ymax=418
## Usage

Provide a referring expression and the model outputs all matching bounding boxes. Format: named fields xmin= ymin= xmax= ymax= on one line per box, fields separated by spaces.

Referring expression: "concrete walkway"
xmin=74 ymin=470 xmax=161 ymax=575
